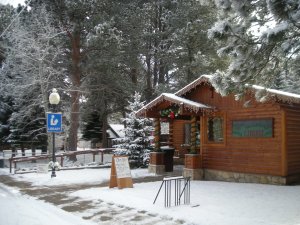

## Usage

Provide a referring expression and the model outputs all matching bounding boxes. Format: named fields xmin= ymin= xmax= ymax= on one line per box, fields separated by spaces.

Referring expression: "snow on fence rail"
xmin=1 ymin=149 xmax=44 ymax=158
xmin=8 ymin=148 xmax=115 ymax=174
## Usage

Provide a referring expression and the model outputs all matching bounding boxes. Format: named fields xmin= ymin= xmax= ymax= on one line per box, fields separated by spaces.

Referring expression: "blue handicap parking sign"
xmin=47 ymin=113 xmax=62 ymax=132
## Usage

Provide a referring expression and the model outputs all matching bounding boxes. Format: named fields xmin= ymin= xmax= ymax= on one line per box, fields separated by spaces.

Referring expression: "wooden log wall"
xmin=172 ymin=120 xmax=196 ymax=156
xmin=169 ymin=120 xmax=174 ymax=147
xmin=183 ymin=85 xmax=284 ymax=176
xmin=172 ymin=120 xmax=186 ymax=152
xmin=284 ymin=105 xmax=300 ymax=175
xmin=202 ymin=106 xmax=283 ymax=176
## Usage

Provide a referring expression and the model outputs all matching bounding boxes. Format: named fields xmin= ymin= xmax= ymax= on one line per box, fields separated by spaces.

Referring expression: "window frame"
xmin=203 ymin=113 xmax=226 ymax=146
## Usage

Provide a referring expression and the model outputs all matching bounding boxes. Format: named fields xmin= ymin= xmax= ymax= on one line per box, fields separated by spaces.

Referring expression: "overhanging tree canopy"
xmin=208 ymin=0 xmax=300 ymax=97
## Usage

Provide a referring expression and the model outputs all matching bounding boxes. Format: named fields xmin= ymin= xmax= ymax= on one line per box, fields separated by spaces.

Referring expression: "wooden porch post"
xmin=154 ymin=118 xmax=161 ymax=151
xmin=190 ymin=115 xmax=197 ymax=153
xmin=149 ymin=118 xmax=165 ymax=174
xmin=169 ymin=120 xmax=174 ymax=147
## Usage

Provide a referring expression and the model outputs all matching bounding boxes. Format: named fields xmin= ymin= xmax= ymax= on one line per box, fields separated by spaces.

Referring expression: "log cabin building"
xmin=136 ymin=75 xmax=300 ymax=185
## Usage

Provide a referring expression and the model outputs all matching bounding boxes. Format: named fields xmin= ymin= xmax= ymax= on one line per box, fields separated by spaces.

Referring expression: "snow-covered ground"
xmin=0 ymin=183 xmax=97 ymax=225
xmin=1 ymin=167 xmax=300 ymax=225
xmin=4 ymin=167 xmax=153 ymax=186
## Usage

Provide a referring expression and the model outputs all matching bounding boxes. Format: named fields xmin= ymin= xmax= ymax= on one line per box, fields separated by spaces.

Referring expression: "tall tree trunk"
xmin=153 ymin=2 xmax=159 ymax=87
xmin=187 ymin=46 xmax=193 ymax=83
xmin=68 ymin=90 xmax=80 ymax=151
xmin=145 ymin=54 xmax=152 ymax=102
xmin=67 ymin=31 xmax=81 ymax=158
xmin=158 ymin=59 xmax=165 ymax=84
xmin=153 ymin=55 xmax=158 ymax=86
xmin=157 ymin=4 xmax=165 ymax=85
xmin=130 ymin=68 xmax=138 ymax=84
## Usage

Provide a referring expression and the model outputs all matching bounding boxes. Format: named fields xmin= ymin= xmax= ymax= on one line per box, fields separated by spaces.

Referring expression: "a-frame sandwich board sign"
xmin=109 ymin=155 xmax=133 ymax=189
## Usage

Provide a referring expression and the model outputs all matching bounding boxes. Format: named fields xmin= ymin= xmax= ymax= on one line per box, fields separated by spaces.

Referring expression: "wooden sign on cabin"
xmin=109 ymin=155 xmax=133 ymax=189
xmin=232 ymin=118 xmax=273 ymax=138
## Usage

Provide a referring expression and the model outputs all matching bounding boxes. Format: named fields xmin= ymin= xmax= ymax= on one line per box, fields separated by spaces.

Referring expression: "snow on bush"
xmin=113 ymin=92 xmax=153 ymax=168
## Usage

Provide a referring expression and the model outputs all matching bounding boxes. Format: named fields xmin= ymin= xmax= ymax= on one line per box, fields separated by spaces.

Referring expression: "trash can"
xmin=161 ymin=146 xmax=175 ymax=172
xmin=0 ymin=158 xmax=4 ymax=168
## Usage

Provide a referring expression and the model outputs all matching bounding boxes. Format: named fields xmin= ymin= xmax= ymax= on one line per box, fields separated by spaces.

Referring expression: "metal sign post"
xmin=46 ymin=112 xmax=62 ymax=178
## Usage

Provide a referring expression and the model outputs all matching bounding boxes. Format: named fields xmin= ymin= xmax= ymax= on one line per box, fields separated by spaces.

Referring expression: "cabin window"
xmin=207 ymin=117 xmax=224 ymax=143
xmin=196 ymin=123 xmax=200 ymax=146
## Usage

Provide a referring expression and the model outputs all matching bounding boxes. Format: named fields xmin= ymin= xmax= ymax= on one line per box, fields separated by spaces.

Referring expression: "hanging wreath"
xmin=160 ymin=108 xmax=179 ymax=119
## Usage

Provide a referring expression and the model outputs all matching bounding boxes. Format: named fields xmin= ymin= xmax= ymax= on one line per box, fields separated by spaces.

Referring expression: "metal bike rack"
xmin=153 ymin=176 xmax=190 ymax=207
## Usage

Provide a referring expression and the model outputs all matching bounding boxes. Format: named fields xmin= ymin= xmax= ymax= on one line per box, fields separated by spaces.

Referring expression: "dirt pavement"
xmin=0 ymin=169 xmax=191 ymax=225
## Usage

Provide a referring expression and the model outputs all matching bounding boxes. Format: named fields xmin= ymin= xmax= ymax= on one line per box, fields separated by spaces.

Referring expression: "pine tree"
xmin=29 ymin=0 xmax=109 ymax=152
xmin=81 ymin=111 xmax=102 ymax=144
xmin=208 ymin=0 xmax=300 ymax=98
xmin=170 ymin=0 xmax=227 ymax=89
xmin=0 ymin=95 xmax=13 ymax=150
xmin=81 ymin=18 xmax=133 ymax=148
xmin=1 ymin=5 xmax=65 ymax=151
xmin=113 ymin=92 xmax=153 ymax=168
xmin=0 ymin=4 xmax=15 ymax=66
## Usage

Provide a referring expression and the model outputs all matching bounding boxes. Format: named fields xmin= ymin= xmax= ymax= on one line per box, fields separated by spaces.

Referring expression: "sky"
xmin=1 ymin=167 xmax=300 ymax=225
xmin=0 ymin=0 xmax=25 ymax=7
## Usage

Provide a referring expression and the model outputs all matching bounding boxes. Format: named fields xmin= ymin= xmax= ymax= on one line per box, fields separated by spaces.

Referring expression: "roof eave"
xmin=136 ymin=93 xmax=214 ymax=117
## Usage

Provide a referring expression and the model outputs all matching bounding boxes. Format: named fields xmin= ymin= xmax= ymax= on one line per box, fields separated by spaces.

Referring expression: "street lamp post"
xmin=49 ymin=88 xmax=60 ymax=178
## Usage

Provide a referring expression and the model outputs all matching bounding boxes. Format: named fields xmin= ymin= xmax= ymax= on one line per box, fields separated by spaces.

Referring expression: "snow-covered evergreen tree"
xmin=113 ymin=92 xmax=153 ymax=168
xmin=208 ymin=0 xmax=300 ymax=99
xmin=1 ymin=5 xmax=65 ymax=150
xmin=0 ymin=95 xmax=13 ymax=149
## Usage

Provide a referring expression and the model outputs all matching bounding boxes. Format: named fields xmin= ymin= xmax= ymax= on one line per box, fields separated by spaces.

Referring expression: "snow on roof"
xmin=136 ymin=93 xmax=212 ymax=116
xmin=175 ymin=75 xmax=212 ymax=96
xmin=176 ymin=74 xmax=300 ymax=104
xmin=137 ymin=74 xmax=300 ymax=118
xmin=108 ymin=124 xmax=125 ymax=138
xmin=163 ymin=93 xmax=212 ymax=110
xmin=251 ymin=85 xmax=300 ymax=104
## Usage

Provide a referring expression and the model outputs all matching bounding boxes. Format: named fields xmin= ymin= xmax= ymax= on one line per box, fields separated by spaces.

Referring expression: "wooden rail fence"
xmin=9 ymin=148 xmax=115 ymax=174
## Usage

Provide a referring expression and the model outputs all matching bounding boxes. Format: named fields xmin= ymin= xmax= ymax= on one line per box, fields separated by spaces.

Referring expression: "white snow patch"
xmin=0 ymin=167 xmax=154 ymax=186
xmin=0 ymin=183 xmax=97 ymax=225
xmin=2 ymin=167 xmax=300 ymax=225
xmin=71 ymin=180 xmax=300 ymax=225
